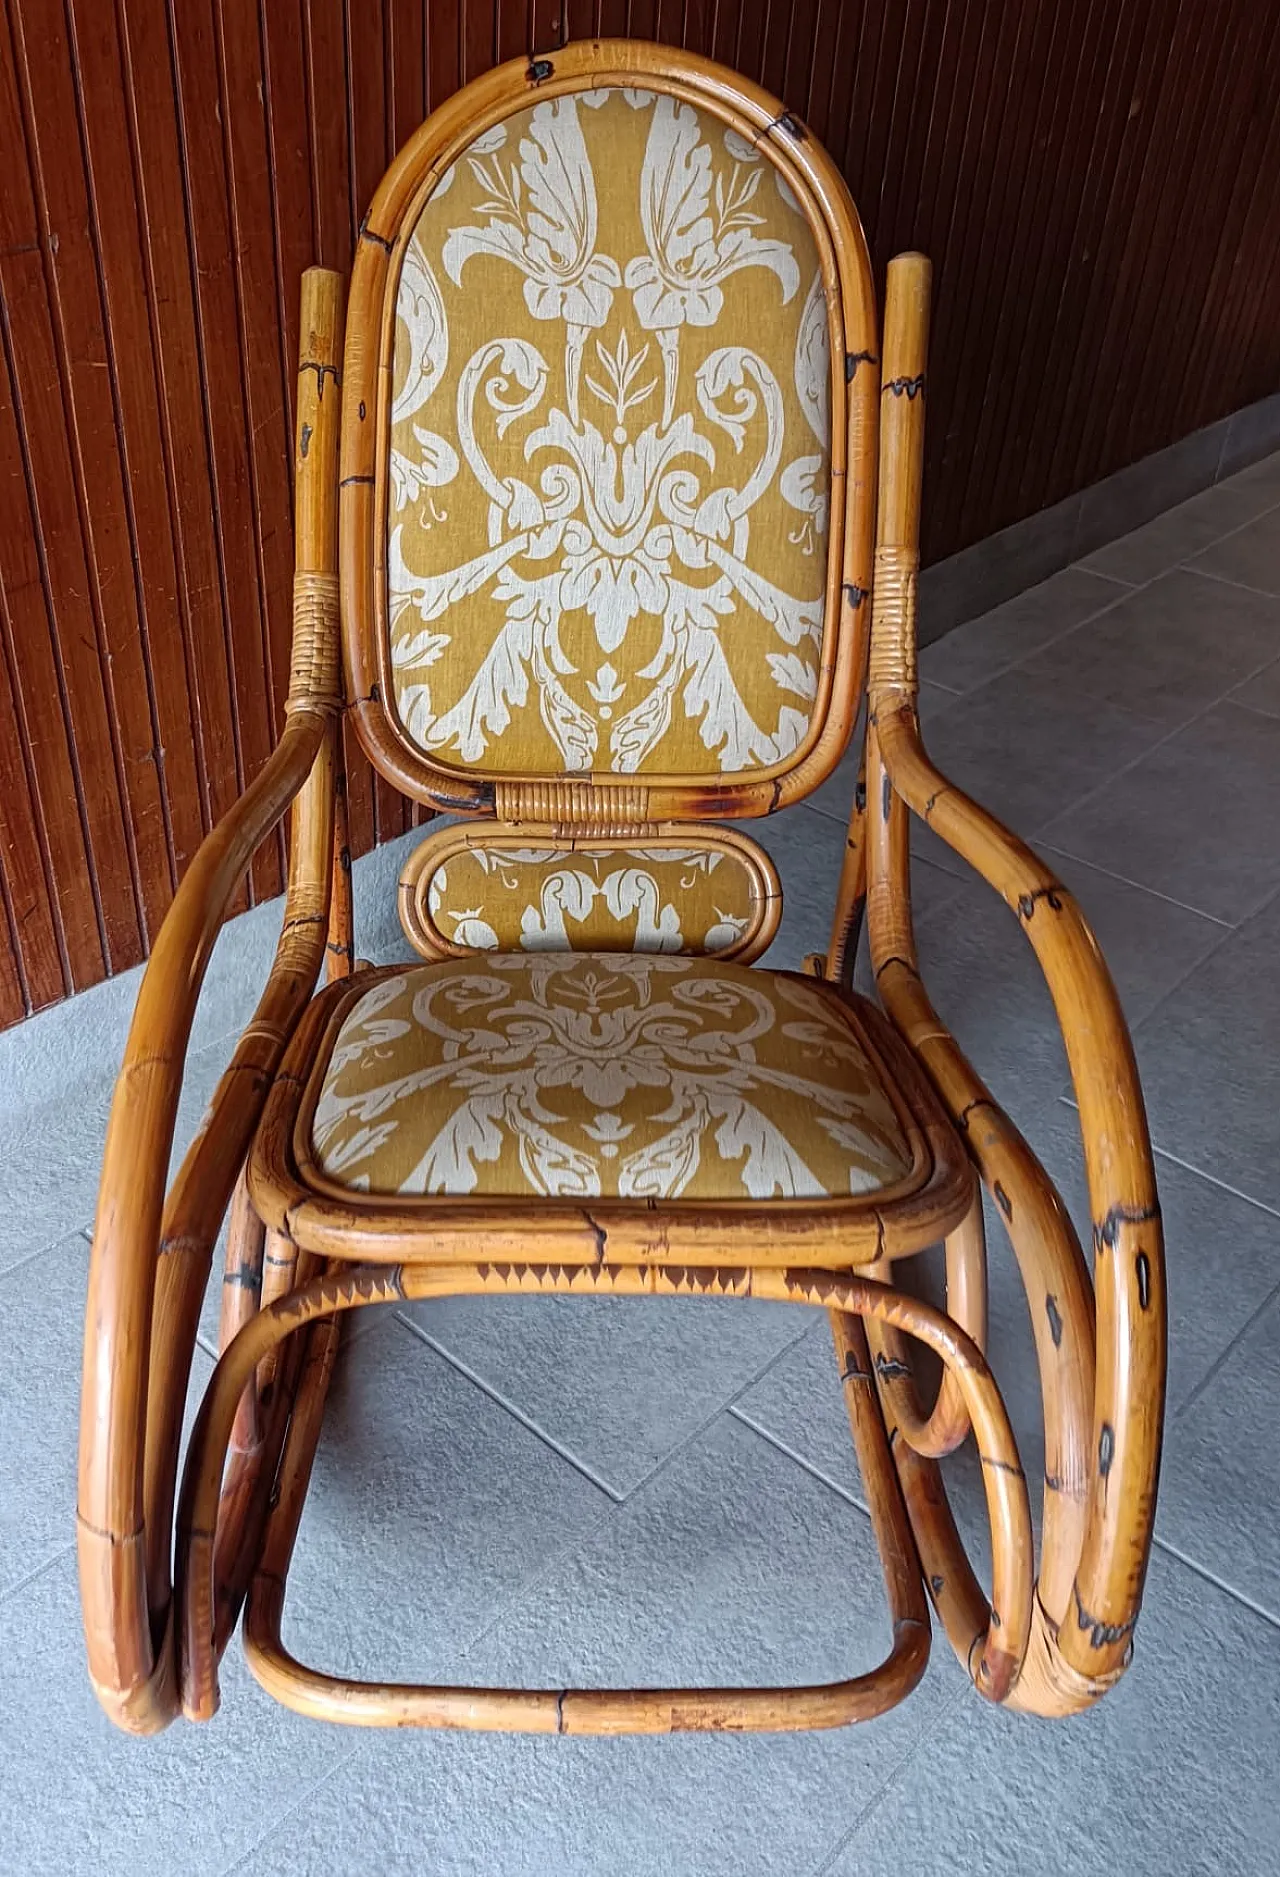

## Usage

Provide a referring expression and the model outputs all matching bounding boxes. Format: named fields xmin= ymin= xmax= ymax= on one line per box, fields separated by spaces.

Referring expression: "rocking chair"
xmin=79 ymin=38 xmax=1165 ymax=1736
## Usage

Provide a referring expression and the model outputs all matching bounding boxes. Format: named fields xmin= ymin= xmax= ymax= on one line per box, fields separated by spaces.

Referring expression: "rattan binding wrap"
xmin=285 ymin=571 xmax=343 ymax=716
xmin=492 ymin=779 xmax=656 ymax=835
xmin=868 ymin=545 xmax=919 ymax=703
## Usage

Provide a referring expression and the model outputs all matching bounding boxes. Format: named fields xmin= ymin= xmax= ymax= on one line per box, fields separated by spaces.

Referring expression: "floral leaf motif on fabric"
xmin=780 ymin=271 xmax=831 ymax=554
xmin=625 ymin=97 xmax=800 ymax=333
xmin=443 ymin=97 xmax=621 ymax=333
xmin=389 ymin=88 xmax=832 ymax=777
xmin=312 ymin=957 xmax=914 ymax=1202
xmin=424 ymin=845 xmax=760 ymax=956
xmin=393 ymin=242 xmax=450 ymax=425
xmin=390 ymin=425 xmax=459 ymax=516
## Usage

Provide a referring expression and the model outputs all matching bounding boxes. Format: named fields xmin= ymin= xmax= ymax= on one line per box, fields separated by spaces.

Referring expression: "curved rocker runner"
xmin=78 ymin=37 xmax=1166 ymax=1738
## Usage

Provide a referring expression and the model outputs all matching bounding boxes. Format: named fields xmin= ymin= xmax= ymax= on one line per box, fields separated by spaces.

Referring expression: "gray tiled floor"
xmin=4 ymin=458 xmax=1280 ymax=1875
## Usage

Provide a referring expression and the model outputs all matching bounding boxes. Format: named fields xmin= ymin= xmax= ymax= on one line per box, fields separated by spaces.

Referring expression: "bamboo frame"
xmin=77 ymin=267 xmax=346 ymax=1733
xmin=846 ymin=253 xmax=1166 ymax=1713
xmin=78 ymin=42 xmax=1165 ymax=1744
xmin=866 ymin=1189 xmax=988 ymax=1459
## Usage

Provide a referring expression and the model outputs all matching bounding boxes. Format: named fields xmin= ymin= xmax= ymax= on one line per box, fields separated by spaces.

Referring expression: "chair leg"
xmin=326 ymin=754 xmax=355 ymax=982
xmin=864 ymin=1190 xmax=987 ymax=1458
xmin=173 ymin=1260 xmax=1029 ymax=1731
xmin=208 ymin=1175 xmax=265 ymax=1638
xmin=829 ymin=1309 xmax=930 ymax=1646
xmin=207 ymin=1219 xmax=321 ymax=1662
xmin=218 ymin=1172 xmax=266 ymax=1407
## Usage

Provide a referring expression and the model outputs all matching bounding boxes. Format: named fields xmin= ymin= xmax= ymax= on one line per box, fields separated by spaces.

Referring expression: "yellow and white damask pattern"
xmin=422 ymin=843 xmax=762 ymax=955
xmin=310 ymin=955 xmax=913 ymax=1203
xmin=388 ymin=87 xmax=832 ymax=779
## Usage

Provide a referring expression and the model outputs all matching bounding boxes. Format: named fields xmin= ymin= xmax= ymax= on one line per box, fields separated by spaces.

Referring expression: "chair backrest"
xmin=340 ymin=42 xmax=878 ymax=957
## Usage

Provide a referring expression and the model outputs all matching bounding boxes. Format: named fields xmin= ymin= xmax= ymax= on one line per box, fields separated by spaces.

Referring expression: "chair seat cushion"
xmin=307 ymin=953 xmax=915 ymax=1203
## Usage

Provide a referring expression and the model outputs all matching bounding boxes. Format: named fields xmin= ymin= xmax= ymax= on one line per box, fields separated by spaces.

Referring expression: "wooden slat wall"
xmin=1 ymin=0 xmax=1277 ymax=1023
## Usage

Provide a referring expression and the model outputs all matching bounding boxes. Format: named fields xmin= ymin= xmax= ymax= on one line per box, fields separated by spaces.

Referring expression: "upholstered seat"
xmin=307 ymin=952 xmax=916 ymax=1202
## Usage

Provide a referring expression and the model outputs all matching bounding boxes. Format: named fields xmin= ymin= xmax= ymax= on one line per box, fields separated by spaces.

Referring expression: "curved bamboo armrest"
xmin=77 ymin=268 xmax=345 ymax=1734
xmin=859 ymin=253 xmax=1167 ymax=1708
xmin=875 ymin=694 xmax=1166 ymax=1689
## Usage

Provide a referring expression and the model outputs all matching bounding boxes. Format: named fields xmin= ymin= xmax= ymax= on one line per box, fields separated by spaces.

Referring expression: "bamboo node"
xmin=286 ymin=572 xmax=343 ymax=715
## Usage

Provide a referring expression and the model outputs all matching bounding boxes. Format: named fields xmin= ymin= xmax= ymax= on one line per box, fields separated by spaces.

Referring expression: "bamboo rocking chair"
xmin=79 ymin=39 xmax=1165 ymax=1737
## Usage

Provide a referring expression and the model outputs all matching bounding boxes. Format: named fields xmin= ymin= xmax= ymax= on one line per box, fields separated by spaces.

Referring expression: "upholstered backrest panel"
xmin=397 ymin=825 xmax=780 ymax=963
xmin=388 ymin=85 xmax=832 ymax=782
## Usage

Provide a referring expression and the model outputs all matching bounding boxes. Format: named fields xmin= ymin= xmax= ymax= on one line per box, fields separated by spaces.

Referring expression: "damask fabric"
xmin=424 ymin=843 xmax=761 ymax=954
xmin=389 ymin=86 xmax=832 ymax=780
xmin=310 ymin=955 xmax=914 ymax=1203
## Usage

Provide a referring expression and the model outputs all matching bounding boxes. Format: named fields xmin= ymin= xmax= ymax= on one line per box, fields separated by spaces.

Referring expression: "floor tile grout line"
xmin=915 ymin=578 xmax=1133 ymax=698
xmin=918 ymin=561 xmax=1173 ymax=698
xmin=391 ymin=1310 xmax=627 ymax=1504
xmin=1057 ymin=1092 xmax=1280 ymax=1222
xmin=1169 ymin=1276 xmax=1280 ymax=1425
xmin=1152 ymin=1536 xmax=1280 ymax=1635
xmin=605 ymin=1316 xmax=819 ymax=1507
xmin=727 ymin=1406 xmax=872 ymax=1519
xmin=1055 ymin=1084 xmax=1280 ymax=1221
xmin=1197 ymin=644 xmax=1280 ymax=716
xmin=1124 ymin=521 xmax=1280 ymax=590
xmin=807 ymin=1679 xmax=972 ymax=1877
xmin=1178 ymin=562 xmax=1280 ymax=603
xmin=451 ymin=1481 xmax=630 ymax=1669
xmin=182 ymin=1293 xmax=823 ymax=1675
xmin=1147 ymin=1145 xmax=1280 ymax=1222
xmin=1117 ymin=873 xmax=1280 ymax=1047
xmin=1231 ymin=694 xmax=1280 ymax=724
xmin=1081 ymin=568 xmax=1139 ymax=591
xmin=394 ymin=1303 xmax=817 ymax=1515
xmin=733 ymin=556 xmax=1266 ymax=894
xmin=1043 ymin=803 xmax=1261 ymax=946
xmin=1218 ymin=687 xmax=1280 ymax=728
xmin=1082 ymin=486 xmax=1280 ymax=586
xmin=0 ymin=1222 xmax=94 ymax=1285
xmin=1078 ymin=566 xmax=1140 ymax=588
xmin=1025 ymin=689 xmax=1257 ymax=848
xmin=452 ymin=1321 xmax=822 ymax=1664
xmin=0 ymin=1537 xmax=76 ymax=1611
xmin=927 ymin=554 xmax=1279 ymax=749
xmin=218 ymin=1744 xmax=366 ymax=1877
xmin=1036 ymin=844 xmax=1235 ymax=927
xmin=822 ymin=572 xmax=1250 ymax=876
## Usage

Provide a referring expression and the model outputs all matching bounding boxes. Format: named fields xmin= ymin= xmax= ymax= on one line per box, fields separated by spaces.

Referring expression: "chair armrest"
xmin=863 ymin=253 xmax=1166 ymax=1708
xmin=78 ymin=268 xmax=345 ymax=1733
xmin=876 ymin=694 xmax=1166 ymax=1687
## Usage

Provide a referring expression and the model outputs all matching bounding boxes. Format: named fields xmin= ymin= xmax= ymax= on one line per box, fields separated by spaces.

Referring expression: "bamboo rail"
xmin=855 ymin=253 xmax=1167 ymax=1712
xmin=77 ymin=268 xmax=346 ymax=1733
xmin=171 ymin=1260 xmax=1030 ymax=1729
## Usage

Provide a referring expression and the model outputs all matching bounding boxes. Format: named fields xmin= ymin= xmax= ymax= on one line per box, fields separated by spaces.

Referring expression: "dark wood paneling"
xmin=2 ymin=0 xmax=1278 ymax=1023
